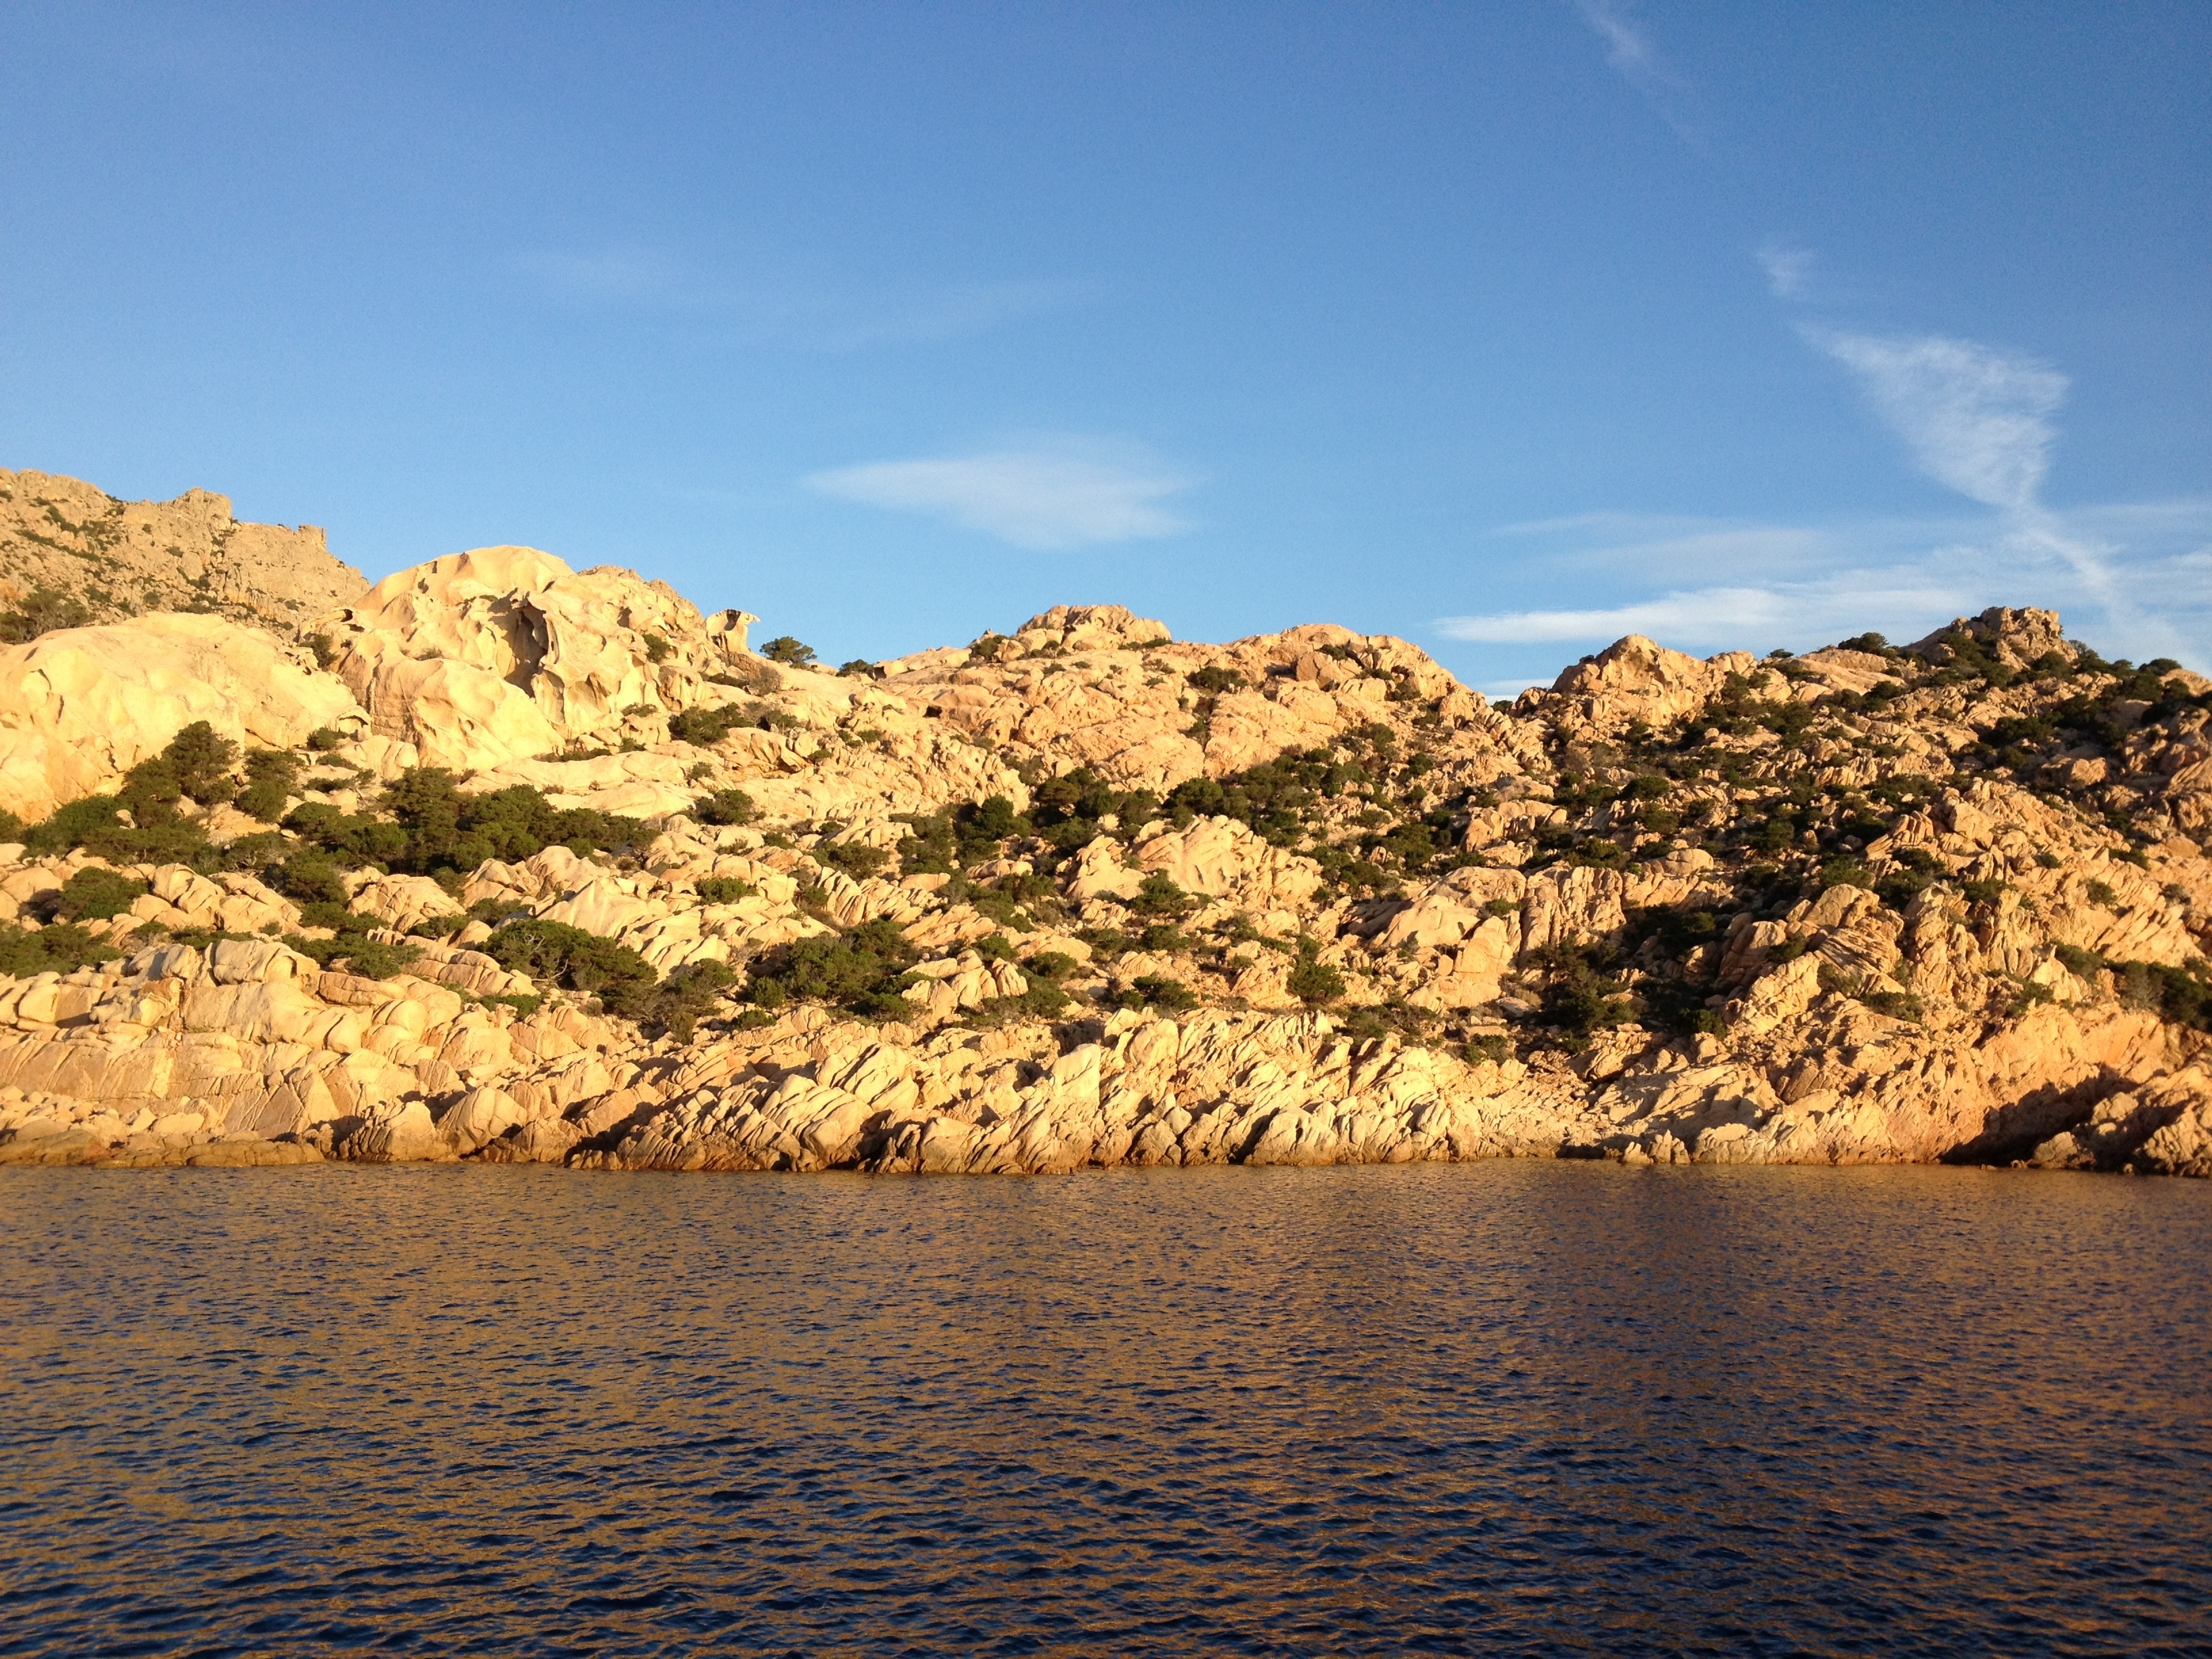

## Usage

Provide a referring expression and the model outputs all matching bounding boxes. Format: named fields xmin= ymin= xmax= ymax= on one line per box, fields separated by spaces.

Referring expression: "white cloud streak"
xmin=1570 ymin=0 xmax=1701 ymax=143
xmin=516 ymin=246 xmax=1087 ymax=349
xmin=804 ymin=445 xmax=1196 ymax=550
xmin=1432 ymin=499 xmax=2212 ymax=667
xmin=1805 ymin=326 xmax=2142 ymax=628
xmin=1808 ymin=329 xmax=2066 ymax=512
xmin=1757 ymin=239 xmax=1813 ymax=299
xmin=1437 ymin=573 xmax=1974 ymax=650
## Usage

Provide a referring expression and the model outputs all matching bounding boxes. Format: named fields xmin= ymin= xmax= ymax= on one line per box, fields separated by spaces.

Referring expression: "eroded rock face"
xmin=0 ymin=613 xmax=367 ymax=821
xmin=0 ymin=480 xmax=2207 ymax=1181
xmin=0 ymin=467 xmax=367 ymax=634
xmin=312 ymin=546 xmax=775 ymax=771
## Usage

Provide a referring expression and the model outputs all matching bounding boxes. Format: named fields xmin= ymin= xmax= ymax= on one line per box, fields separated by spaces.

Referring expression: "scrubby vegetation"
xmin=744 ymin=918 xmax=920 ymax=1019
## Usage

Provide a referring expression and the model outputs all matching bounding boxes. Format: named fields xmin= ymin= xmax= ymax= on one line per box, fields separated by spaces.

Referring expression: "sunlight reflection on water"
xmin=2 ymin=1160 xmax=2207 ymax=1656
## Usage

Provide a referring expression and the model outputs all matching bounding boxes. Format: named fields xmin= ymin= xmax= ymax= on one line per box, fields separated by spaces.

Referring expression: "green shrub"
xmin=1286 ymin=943 xmax=1345 ymax=1005
xmin=815 ymin=840 xmax=893 ymax=880
xmin=1138 ymin=923 xmax=1189 ymax=953
xmin=996 ymin=981 xmax=1071 ymax=1020
xmin=637 ymin=958 xmax=737 ymax=1040
xmin=2116 ymin=960 xmax=2211 ymax=1030
xmin=2085 ymin=880 xmax=2118 ymax=907
xmin=695 ymin=876 xmax=758 ymax=905
xmin=1128 ymin=872 xmax=1191 ymax=917
xmin=321 ymin=936 xmax=422 ymax=979
xmin=692 ymin=788 xmax=758 ymax=826
xmin=1462 ymin=1033 xmax=1511 ymax=1065
xmin=1119 ymin=974 xmax=1198 ymax=1011
xmin=1023 ymin=950 xmax=1078 ymax=980
xmin=1858 ymin=988 xmax=1925 ymax=1023
xmin=1962 ymin=878 xmax=2007 ymax=905
xmin=0 ymin=586 xmax=91 ymax=642
xmin=482 ymin=919 xmax=658 ymax=1010
xmin=0 ymin=921 xmax=121 ymax=976
xmin=1568 ymin=837 xmax=1628 ymax=871
xmin=745 ymin=918 xmax=918 ymax=1015
xmin=1076 ymin=926 xmax=1133 ymax=959
xmin=760 ymin=636 xmax=817 ymax=667
xmin=1821 ymin=856 xmax=1873 ymax=890
xmin=274 ymin=848 xmax=351 ymax=907
xmin=1525 ymin=944 xmax=1635 ymax=1037
xmin=1186 ymin=665 xmax=1246 ymax=693
xmin=669 ymin=704 xmax=756 ymax=746
xmin=279 ymin=770 xmax=642 ymax=877
xmin=408 ymin=914 xmax=469 ymax=939
xmin=974 ymin=933 xmax=1019 ymax=962
xmin=306 ymin=726 xmax=346 ymax=752
xmin=235 ymin=749 xmax=304 ymax=822
xmin=138 ymin=721 xmax=239 ymax=808
xmin=50 ymin=867 xmax=149 ymax=922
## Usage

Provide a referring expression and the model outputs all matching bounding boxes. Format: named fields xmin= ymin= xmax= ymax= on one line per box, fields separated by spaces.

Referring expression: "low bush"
xmin=288 ymin=933 xmax=422 ymax=980
xmin=0 ymin=922 xmax=120 ymax=977
xmin=695 ymin=876 xmax=758 ymax=905
xmin=994 ymin=981 xmax=1071 ymax=1020
xmin=1128 ymin=872 xmax=1191 ymax=918
xmin=745 ymin=918 xmax=918 ymax=1017
xmin=814 ymin=840 xmax=893 ymax=880
xmin=1118 ymin=974 xmax=1197 ymax=1012
xmin=482 ymin=919 xmax=658 ymax=1012
xmin=1286 ymin=941 xmax=1345 ymax=1005
xmin=0 ymin=586 xmax=91 ymax=642
xmin=50 ymin=867 xmax=149 ymax=922
xmin=692 ymin=788 xmax=758 ymax=827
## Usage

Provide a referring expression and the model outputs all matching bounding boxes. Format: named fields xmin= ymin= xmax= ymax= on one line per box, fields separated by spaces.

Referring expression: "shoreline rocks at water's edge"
xmin=1 ymin=466 xmax=2208 ymax=1179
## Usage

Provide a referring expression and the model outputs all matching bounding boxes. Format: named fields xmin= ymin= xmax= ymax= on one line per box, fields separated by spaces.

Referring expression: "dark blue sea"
xmin=3 ymin=1161 xmax=2207 ymax=1656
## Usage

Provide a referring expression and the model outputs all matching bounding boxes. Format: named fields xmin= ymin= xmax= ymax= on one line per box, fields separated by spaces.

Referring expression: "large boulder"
xmin=0 ymin=612 xmax=367 ymax=821
xmin=1540 ymin=634 xmax=1758 ymax=737
xmin=312 ymin=546 xmax=766 ymax=771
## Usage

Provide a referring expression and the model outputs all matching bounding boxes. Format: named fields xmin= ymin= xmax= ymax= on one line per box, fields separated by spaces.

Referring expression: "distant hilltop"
xmin=0 ymin=468 xmax=366 ymax=639
xmin=0 ymin=464 xmax=2207 ymax=1181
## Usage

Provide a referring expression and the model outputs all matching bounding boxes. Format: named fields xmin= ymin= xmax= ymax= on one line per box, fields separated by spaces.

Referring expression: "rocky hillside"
xmin=1 ymin=510 xmax=2207 ymax=1177
xmin=0 ymin=468 xmax=365 ymax=638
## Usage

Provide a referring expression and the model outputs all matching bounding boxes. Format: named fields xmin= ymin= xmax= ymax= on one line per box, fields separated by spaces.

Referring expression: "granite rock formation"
xmin=0 ymin=468 xmax=365 ymax=636
xmin=0 ymin=493 xmax=2206 ymax=1178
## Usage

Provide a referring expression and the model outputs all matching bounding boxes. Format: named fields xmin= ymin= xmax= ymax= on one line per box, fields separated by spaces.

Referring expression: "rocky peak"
xmin=1909 ymin=606 xmax=2074 ymax=670
xmin=1538 ymin=633 xmax=1760 ymax=737
xmin=0 ymin=466 xmax=365 ymax=636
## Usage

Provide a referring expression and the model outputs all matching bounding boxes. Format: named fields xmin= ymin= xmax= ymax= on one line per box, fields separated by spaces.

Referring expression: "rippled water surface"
xmin=3 ymin=1162 xmax=2209 ymax=1656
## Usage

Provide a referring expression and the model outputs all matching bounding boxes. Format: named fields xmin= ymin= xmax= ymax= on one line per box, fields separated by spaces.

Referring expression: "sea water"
xmin=2 ymin=1161 xmax=2207 ymax=1656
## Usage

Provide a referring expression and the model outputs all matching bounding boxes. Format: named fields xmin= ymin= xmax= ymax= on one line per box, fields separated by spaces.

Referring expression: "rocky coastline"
xmin=1 ymin=469 xmax=2207 ymax=1177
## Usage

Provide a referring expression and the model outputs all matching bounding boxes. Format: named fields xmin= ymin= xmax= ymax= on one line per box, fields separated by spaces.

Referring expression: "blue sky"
xmin=3 ymin=2 xmax=2206 ymax=693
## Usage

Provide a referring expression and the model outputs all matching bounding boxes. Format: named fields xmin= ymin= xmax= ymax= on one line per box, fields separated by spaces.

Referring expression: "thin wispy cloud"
xmin=804 ymin=442 xmax=1197 ymax=550
xmin=1433 ymin=499 xmax=2212 ymax=665
xmin=1570 ymin=0 xmax=1702 ymax=144
xmin=1808 ymin=329 xmax=2066 ymax=512
xmin=1757 ymin=239 xmax=1813 ymax=300
xmin=1805 ymin=325 xmax=2144 ymax=630
xmin=516 ymin=246 xmax=1088 ymax=349
xmin=1438 ymin=572 xmax=1974 ymax=650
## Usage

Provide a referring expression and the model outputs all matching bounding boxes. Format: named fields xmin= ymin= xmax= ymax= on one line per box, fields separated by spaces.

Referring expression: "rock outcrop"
xmin=0 ymin=501 xmax=2205 ymax=1181
xmin=0 ymin=467 xmax=365 ymax=634
xmin=0 ymin=613 xmax=367 ymax=821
